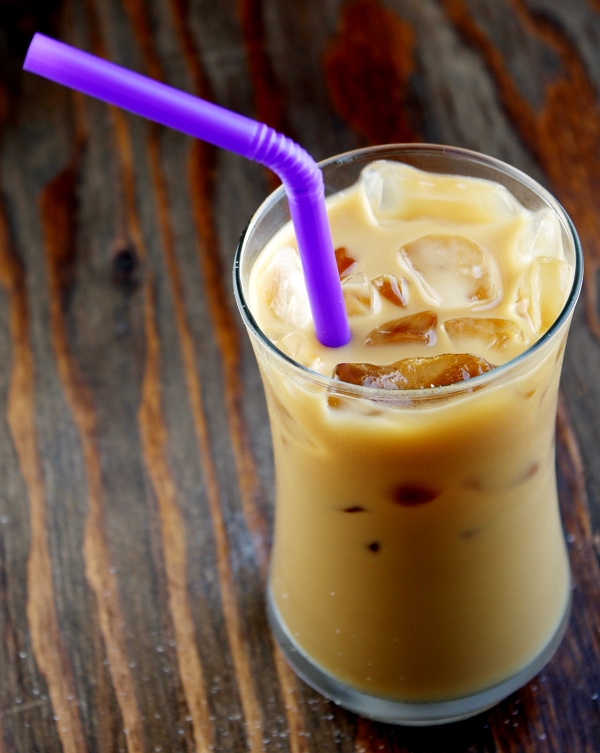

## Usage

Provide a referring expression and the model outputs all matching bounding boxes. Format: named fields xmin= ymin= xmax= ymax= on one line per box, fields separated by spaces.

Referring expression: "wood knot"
xmin=111 ymin=243 xmax=140 ymax=291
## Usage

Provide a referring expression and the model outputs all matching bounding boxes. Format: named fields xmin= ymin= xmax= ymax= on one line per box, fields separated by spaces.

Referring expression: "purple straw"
xmin=24 ymin=33 xmax=351 ymax=348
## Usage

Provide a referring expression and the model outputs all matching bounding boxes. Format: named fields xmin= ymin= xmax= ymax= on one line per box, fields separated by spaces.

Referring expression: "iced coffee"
xmin=234 ymin=146 xmax=582 ymax=724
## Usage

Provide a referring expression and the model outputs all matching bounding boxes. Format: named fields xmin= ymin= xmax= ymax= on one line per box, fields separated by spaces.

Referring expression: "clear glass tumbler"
xmin=233 ymin=145 xmax=583 ymax=725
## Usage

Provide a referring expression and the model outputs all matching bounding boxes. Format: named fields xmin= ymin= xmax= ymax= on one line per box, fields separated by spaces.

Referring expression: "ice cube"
xmin=399 ymin=235 xmax=501 ymax=309
xmin=269 ymin=329 xmax=326 ymax=373
xmin=257 ymin=245 xmax=312 ymax=329
xmin=327 ymin=393 xmax=385 ymax=416
xmin=343 ymin=273 xmax=380 ymax=316
xmin=279 ymin=331 xmax=306 ymax=358
xmin=365 ymin=310 xmax=437 ymax=346
xmin=443 ymin=317 xmax=525 ymax=350
xmin=392 ymin=484 xmax=440 ymax=506
xmin=333 ymin=353 xmax=495 ymax=390
xmin=335 ymin=246 xmax=360 ymax=279
xmin=360 ymin=160 xmax=519 ymax=224
xmin=266 ymin=387 xmax=321 ymax=448
xmin=372 ymin=273 xmax=409 ymax=307
xmin=518 ymin=208 xmax=565 ymax=261
xmin=526 ymin=256 xmax=571 ymax=333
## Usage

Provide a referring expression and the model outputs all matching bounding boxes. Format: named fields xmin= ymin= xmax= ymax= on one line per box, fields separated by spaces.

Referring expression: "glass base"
xmin=268 ymin=589 xmax=571 ymax=726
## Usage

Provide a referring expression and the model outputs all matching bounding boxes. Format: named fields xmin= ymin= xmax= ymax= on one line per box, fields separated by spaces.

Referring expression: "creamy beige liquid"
xmin=248 ymin=162 xmax=572 ymax=701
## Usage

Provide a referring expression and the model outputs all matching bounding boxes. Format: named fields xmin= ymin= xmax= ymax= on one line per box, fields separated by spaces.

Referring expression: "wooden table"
xmin=0 ymin=1 xmax=599 ymax=751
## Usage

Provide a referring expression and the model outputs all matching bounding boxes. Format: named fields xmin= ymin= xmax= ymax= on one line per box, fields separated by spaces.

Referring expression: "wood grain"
xmin=0 ymin=0 xmax=598 ymax=751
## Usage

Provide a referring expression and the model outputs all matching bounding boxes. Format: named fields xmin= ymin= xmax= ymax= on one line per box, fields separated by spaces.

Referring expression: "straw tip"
xmin=23 ymin=32 xmax=47 ymax=73
xmin=318 ymin=322 xmax=352 ymax=349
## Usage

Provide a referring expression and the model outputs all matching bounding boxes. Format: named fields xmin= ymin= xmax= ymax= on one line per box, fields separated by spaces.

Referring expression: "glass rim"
xmin=233 ymin=143 xmax=584 ymax=400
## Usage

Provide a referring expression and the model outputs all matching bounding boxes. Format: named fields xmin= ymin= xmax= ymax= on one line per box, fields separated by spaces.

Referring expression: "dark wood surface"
xmin=0 ymin=1 xmax=599 ymax=751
